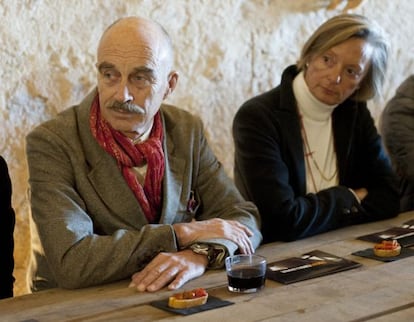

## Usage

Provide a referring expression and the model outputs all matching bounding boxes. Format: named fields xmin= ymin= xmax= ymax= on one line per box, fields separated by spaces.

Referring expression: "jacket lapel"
xmin=278 ymin=67 xmax=307 ymax=195
xmin=158 ymin=107 xmax=186 ymax=224
xmin=332 ymin=101 xmax=358 ymax=182
xmin=284 ymin=110 xmax=307 ymax=195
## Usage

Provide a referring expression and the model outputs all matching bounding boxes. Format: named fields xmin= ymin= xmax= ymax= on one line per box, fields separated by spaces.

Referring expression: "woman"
xmin=233 ymin=14 xmax=399 ymax=243
xmin=0 ymin=155 xmax=15 ymax=298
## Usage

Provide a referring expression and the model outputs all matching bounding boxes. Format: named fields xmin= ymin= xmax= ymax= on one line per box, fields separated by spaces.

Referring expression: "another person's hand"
xmin=173 ymin=218 xmax=254 ymax=254
xmin=129 ymin=249 xmax=207 ymax=292
xmin=354 ymin=188 xmax=368 ymax=201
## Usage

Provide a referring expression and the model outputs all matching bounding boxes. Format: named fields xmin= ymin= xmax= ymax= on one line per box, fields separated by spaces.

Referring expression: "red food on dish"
xmin=168 ymin=288 xmax=208 ymax=308
xmin=373 ymin=240 xmax=401 ymax=257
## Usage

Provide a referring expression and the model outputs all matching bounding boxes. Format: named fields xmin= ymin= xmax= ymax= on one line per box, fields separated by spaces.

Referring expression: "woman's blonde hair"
xmin=297 ymin=14 xmax=390 ymax=101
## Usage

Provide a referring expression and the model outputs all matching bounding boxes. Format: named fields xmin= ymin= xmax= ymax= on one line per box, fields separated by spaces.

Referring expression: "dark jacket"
xmin=381 ymin=75 xmax=414 ymax=212
xmin=0 ymin=155 xmax=15 ymax=298
xmin=233 ymin=65 xmax=399 ymax=243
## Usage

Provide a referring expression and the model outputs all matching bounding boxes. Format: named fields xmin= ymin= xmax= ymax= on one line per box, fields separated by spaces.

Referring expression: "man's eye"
xmin=102 ymin=70 xmax=117 ymax=80
xmin=132 ymin=75 xmax=151 ymax=87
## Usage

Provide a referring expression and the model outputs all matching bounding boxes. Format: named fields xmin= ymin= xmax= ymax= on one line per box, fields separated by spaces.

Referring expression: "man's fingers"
xmin=130 ymin=251 xmax=207 ymax=292
xmin=167 ymin=271 xmax=187 ymax=290
xmin=146 ymin=266 xmax=178 ymax=292
xmin=131 ymin=260 xmax=168 ymax=291
xmin=236 ymin=234 xmax=254 ymax=254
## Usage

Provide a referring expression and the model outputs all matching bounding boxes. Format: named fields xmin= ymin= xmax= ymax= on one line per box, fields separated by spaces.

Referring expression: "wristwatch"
xmin=189 ymin=243 xmax=226 ymax=268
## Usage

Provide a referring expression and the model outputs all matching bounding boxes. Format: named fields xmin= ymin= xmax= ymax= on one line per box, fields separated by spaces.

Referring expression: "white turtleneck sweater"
xmin=293 ymin=71 xmax=339 ymax=193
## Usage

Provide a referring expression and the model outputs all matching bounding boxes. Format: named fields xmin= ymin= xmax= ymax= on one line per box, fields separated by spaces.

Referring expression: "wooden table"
xmin=1 ymin=212 xmax=413 ymax=322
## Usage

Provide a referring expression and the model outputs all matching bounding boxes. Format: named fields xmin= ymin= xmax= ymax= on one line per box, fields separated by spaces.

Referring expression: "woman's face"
xmin=304 ymin=37 xmax=373 ymax=105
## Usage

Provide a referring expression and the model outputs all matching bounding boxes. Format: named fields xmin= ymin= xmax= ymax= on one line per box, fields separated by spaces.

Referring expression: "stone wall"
xmin=1 ymin=0 xmax=413 ymax=296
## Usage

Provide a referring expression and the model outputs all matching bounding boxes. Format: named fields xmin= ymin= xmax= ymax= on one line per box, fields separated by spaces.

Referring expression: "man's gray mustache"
xmin=108 ymin=102 xmax=146 ymax=114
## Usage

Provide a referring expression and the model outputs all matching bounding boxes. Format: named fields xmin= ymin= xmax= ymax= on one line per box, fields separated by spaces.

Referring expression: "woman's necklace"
xmin=299 ymin=114 xmax=338 ymax=192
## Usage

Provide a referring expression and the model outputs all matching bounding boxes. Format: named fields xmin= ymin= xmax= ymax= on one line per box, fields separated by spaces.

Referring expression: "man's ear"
xmin=163 ymin=71 xmax=179 ymax=100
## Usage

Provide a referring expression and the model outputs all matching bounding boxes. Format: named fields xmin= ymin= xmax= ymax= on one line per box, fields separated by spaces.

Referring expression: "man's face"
xmin=304 ymin=37 xmax=372 ymax=105
xmin=96 ymin=19 xmax=176 ymax=139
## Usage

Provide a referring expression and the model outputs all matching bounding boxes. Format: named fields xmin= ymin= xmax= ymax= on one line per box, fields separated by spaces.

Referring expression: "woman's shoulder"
xmin=235 ymin=87 xmax=283 ymax=125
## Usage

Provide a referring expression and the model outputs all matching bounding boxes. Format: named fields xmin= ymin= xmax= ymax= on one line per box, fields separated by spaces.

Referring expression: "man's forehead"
xmin=99 ymin=18 xmax=164 ymax=50
xmin=98 ymin=29 xmax=165 ymax=62
xmin=97 ymin=17 xmax=172 ymax=72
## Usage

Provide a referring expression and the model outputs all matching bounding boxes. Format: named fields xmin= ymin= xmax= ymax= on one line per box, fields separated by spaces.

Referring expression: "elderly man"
xmin=26 ymin=16 xmax=261 ymax=292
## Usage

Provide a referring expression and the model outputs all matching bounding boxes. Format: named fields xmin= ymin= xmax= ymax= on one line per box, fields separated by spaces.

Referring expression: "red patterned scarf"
xmin=89 ymin=95 xmax=165 ymax=223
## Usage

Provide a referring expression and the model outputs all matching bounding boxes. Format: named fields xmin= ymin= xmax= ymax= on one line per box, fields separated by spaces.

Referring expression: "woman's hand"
xmin=354 ymin=188 xmax=368 ymax=201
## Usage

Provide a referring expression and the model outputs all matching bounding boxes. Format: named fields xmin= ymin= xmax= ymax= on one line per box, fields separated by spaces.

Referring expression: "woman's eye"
xmin=322 ymin=55 xmax=334 ymax=66
xmin=346 ymin=68 xmax=361 ymax=79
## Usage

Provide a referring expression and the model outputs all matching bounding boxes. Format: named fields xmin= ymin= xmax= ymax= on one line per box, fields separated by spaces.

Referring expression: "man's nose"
xmin=115 ymin=82 xmax=133 ymax=103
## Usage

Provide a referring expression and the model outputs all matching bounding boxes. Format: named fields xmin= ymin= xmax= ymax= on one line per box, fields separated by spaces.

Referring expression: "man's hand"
xmin=173 ymin=218 xmax=254 ymax=254
xmin=129 ymin=249 xmax=208 ymax=292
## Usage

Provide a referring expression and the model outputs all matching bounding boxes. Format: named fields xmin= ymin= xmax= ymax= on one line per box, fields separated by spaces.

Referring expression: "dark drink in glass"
xmin=225 ymin=255 xmax=266 ymax=293
xmin=227 ymin=267 xmax=265 ymax=292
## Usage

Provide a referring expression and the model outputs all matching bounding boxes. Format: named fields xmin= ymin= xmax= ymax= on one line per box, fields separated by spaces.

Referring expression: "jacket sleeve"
xmin=381 ymin=76 xmax=414 ymax=180
xmin=180 ymin=114 xmax=262 ymax=254
xmin=233 ymin=100 xmax=359 ymax=243
xmin=346 ymin=105 xmax=400 ymax=220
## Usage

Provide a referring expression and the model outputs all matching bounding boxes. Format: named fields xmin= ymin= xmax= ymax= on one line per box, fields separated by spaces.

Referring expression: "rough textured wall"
xmin=1 ymin=0 xmax=413 ymax=295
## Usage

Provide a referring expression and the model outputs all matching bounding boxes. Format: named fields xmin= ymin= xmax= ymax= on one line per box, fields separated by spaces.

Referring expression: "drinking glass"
xmin=225 ymin=254 xmax=266 ymax=293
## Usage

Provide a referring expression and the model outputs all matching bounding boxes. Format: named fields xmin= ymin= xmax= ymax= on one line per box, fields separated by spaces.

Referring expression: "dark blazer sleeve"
xmin=381 ymin=75 xmax=414 ymax=181
xmin=380 ymin=75 xmax=414 ymax=211
xmin=336 ymin=103 xmax=400 ymax=222
xmin=0 ymin=156 xmax=15 ymax=298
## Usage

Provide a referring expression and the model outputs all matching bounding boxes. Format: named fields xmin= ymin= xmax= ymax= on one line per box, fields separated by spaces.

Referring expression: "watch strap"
xmin=189 ymin=243 xmax=227 ymax=269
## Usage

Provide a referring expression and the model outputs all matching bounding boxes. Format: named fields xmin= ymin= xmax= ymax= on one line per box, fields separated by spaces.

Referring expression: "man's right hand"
xmin=129 ymin=249 xmax=208 ymax=292
xmin=173 ymin=218 xmax=254 ymax=254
